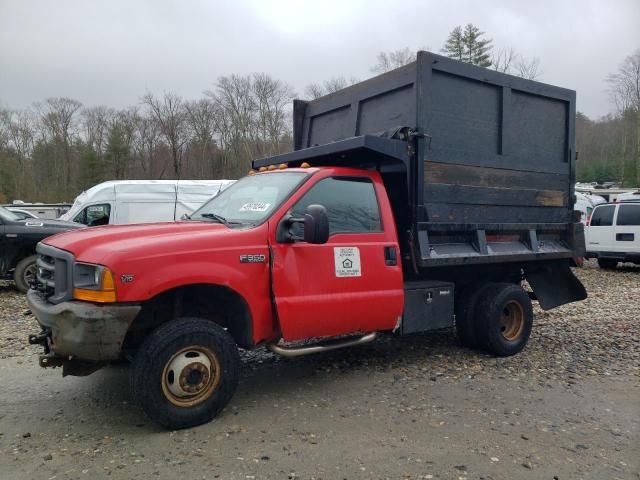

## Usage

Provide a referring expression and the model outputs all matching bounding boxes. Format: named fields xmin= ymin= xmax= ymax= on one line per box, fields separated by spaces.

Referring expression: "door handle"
xmin=384 ymin=246 xmax=397 ymax=266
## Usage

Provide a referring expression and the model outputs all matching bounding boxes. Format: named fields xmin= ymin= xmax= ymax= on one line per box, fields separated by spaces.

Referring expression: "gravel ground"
xmin=0 ymin=260 xmax=638 ymax=479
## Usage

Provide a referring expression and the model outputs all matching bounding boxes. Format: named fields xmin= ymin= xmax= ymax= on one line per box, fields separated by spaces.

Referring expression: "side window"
xmin=617 ymin=204 xmax=640 ymax=226
xmin=590 ymin=205 xmax=615 ymax=226
xmin=291 ymin=177 xmax=381 ymax=235
xmin=74 ymin=204 xmax=111 ymax=226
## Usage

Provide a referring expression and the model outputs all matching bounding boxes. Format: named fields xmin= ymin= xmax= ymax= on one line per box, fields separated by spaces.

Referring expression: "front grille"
xmin=34 ymin=243 xmax=75 ymax=304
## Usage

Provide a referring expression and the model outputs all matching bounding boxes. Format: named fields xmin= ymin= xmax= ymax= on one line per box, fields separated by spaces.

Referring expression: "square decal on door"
xmin=334 ymin=247 xmax=361 ymax=277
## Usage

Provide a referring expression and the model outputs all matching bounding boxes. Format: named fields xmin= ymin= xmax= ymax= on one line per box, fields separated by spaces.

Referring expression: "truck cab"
xmin=27 ymin=52 xmax=587 ymax=429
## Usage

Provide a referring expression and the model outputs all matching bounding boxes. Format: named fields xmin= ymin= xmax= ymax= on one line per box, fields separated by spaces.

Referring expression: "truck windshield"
xmin=0 ymin=206 xmax=21 ymax=222
xmin=191 ymin=172 xmax=307 ymax=226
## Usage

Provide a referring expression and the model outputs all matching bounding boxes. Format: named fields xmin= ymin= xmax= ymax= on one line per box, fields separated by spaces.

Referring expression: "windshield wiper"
xmin=200 ymin=212 xmax=229 ymax=225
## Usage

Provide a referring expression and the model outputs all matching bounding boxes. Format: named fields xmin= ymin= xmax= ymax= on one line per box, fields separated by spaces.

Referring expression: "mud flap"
xmin=525 ymin=262 xmax=587 ymax=310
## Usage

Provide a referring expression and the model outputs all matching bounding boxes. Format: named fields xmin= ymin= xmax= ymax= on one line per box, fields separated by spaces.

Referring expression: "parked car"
xmin=7 ymin=208 xmax=39 ymax=220
xmin=2 ymin=202 xmax=72 ymax=219
xmin=586 ymin=201 xmax=640 ymax=268
xmin=0 ymin=206 xmax=84 ymax=292
xmin=27 ymin=52 xmax=586 ymax=429
xmin=58 ymin=180 xmax=235 ymax=226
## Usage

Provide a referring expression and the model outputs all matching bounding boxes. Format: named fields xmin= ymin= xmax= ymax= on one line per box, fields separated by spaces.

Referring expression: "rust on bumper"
xmin=27 ymin=290 xmax=141 ymax=362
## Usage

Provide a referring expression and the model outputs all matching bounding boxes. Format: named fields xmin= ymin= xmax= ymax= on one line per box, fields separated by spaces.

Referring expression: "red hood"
xmin=43 ymin=221 xmax=233 ymax=264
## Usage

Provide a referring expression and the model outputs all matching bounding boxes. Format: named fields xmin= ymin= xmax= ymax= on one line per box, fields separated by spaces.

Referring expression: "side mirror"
xmin=276 ymin=204 xmax=330 ymax=244
xmin=302 ymin=204 xmax=329 ymax=244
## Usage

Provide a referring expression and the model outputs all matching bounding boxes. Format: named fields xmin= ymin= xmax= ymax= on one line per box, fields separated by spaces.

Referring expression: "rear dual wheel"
xmin=456 ymin=283 xmax=533 ymax=357
xmin=131 ymin=318 xmax=240 ymax=429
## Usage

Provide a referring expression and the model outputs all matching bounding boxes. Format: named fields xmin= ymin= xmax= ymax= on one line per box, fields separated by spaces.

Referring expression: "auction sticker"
xmin=239 ymin=202 xmax=271 ymax=212
xmin=334 ymin=247 xmax=361 ymax=277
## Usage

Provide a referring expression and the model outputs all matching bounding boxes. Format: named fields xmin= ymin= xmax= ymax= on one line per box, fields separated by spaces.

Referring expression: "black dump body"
xmin=254 ymin=51 xmax=585 ymax=300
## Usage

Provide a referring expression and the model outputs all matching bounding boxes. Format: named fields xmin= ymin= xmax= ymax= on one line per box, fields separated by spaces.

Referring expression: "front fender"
xmin=114 ymin=256 xmax=274 ymax=344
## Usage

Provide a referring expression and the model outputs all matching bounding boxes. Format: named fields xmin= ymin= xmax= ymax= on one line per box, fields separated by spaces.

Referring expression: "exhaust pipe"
xmin=267 ymin=332 xmax=377 ymax=358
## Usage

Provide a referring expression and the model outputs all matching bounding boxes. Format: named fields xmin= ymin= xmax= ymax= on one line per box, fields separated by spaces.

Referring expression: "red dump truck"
xmin=27 ymin=52 xmax=586 ymax=429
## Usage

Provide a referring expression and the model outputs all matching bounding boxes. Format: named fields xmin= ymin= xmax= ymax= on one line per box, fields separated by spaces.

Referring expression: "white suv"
xmin=585 ymin=202 xmax=640 ymax=268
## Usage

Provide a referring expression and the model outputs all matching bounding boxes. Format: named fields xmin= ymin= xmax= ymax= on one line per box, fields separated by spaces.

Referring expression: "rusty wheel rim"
xmin=499 ymin=300 xmax=524 ymax=341
xmin=161 ymin=345 xmax=221 ymax=408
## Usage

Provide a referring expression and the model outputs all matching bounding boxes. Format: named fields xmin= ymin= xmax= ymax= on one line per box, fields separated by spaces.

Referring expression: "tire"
xmin=130 ymin=317 xmax=240 ymax=429
xmin=13 ymin=255 xmax=37 ymax=293
xmin=474 ymin=283 xmax=533 ymax=357
xmin=597 ymin=258 xmax=618 ymax=269
xmin=455 ymin=284 xmax=492 ymax=349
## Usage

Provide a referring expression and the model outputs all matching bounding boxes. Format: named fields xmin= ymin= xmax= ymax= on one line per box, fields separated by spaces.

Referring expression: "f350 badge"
xmin=120 ymin=274 xmax=135 ymax=283
xmin=239 ymin=254 xmax=266 ymax=263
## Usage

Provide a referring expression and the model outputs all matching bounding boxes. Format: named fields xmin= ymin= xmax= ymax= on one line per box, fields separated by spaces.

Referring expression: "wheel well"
xmin=123 ymin=284 xmax=254 ymax=353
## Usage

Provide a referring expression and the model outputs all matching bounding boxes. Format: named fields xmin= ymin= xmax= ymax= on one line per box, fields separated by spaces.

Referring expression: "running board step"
xmin=267 ymin=332 xmax=377 ymax=358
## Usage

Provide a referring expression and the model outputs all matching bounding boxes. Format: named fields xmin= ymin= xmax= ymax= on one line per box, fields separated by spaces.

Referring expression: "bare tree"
xmin=132 ymin=112 xmax=160 ymax=176
xmin=607 ymin=49 xmax=640 ymax=114
xmin=142 ymin=92 xmax=190 ymax=178
xmin=371 ymin=48 xmax=415 ymax=74
xmin=252 ymin=73 xmax=295 ymax=153
xmin=304 ymin=76 xmax=359 ymax=100
xmin=515 ymin=56 xmax=542 ymax=80
xmin=35 ymin=97 xmax=82 ymax=192
xmin=81 ymin=105 xmax=113 ymax=155
xmin=186 ymin=98 xmax=217 ymax=177
xmin=304 ymin=83 xmax=325 ymax=100
xmin=208 ymin=75 xmax=256 ymax=168
xmin=491 ymin=47 xmax=517 ymax=73
xmin=491 ymin=47 xmax=542 ymax=80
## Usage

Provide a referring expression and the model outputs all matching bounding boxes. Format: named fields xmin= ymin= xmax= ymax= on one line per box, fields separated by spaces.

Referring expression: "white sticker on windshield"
xmin=334 ymin=247 xmax=361 ymax=277
xmin=239 ymin=202 xmax=271 ymax=212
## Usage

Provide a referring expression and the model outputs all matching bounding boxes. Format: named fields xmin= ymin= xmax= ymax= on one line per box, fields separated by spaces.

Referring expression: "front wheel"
xmin=14 ymin=255 xmax=37 ymax=293
xmin=130 ymin=318 xmax=240 ymax=429
xmin=475 ymin=283 xmax=533 ymax=357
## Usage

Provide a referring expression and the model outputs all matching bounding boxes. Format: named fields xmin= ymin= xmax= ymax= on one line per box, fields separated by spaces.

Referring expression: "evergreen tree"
xmin=443 ymin=24 xmax=492 ymax=67
xmin=442 ymin=26 xmax=464 ymax=61
xmin=105 ymin=123 xmax=130 ymax=179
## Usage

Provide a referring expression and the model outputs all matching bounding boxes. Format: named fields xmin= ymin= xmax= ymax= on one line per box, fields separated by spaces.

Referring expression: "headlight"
xmin=73 ymin=263 xmax=117 ymax=303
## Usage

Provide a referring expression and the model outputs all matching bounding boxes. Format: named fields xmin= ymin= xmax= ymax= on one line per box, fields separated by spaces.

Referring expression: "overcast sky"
xmin=1 ymin=0 xmax=638 ymax=119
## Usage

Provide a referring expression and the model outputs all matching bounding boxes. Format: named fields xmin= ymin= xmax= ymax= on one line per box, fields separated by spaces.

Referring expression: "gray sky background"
xmin=1 ymin=0 xmax=638 ymax=119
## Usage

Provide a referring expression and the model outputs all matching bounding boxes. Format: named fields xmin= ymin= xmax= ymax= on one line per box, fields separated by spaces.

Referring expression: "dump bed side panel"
xmin=294 ymin=63 xmax=417 ymax=150
xmin=416 ymin=52 xmax=575 ymax=226
xmin=290 ymin=52 xmax=579 ymax=268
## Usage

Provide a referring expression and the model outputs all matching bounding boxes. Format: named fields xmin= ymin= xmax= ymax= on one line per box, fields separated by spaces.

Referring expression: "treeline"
xmin=1 ymin=30 xmax=637 ymax=203
xmin=576 ymin=49 xmax=640 ymax=186
xmin=0 ymin=73 xmax=295 ymax=203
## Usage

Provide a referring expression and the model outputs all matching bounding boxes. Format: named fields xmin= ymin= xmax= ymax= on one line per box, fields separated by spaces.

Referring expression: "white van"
xmin=59 ymin=180 xmax=235 ymax=226
xmin=585 ymin=201 xmax=640 ymax=268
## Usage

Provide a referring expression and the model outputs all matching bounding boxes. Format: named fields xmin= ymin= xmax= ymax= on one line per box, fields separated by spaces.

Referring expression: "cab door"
xmin=270 ymin=174 xmax=404 ymax=341
xmin=586 ymin=204 xmax=616 ymax=252
xmin=614 ymin=203 xmax=640 ymax=253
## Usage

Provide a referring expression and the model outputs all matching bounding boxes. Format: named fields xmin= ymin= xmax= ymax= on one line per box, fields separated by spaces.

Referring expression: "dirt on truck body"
xmin=27 ymin=51 xmax=586 ymax=429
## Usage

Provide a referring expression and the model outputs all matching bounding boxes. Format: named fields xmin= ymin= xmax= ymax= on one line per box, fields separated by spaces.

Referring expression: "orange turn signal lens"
xmin=279 ymin=163 xmax=287 ymax=169
xmin=74 ymin=268 xmax=117 ymax=303
xmin=300 ymin=162 xmax=311 ymax=168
